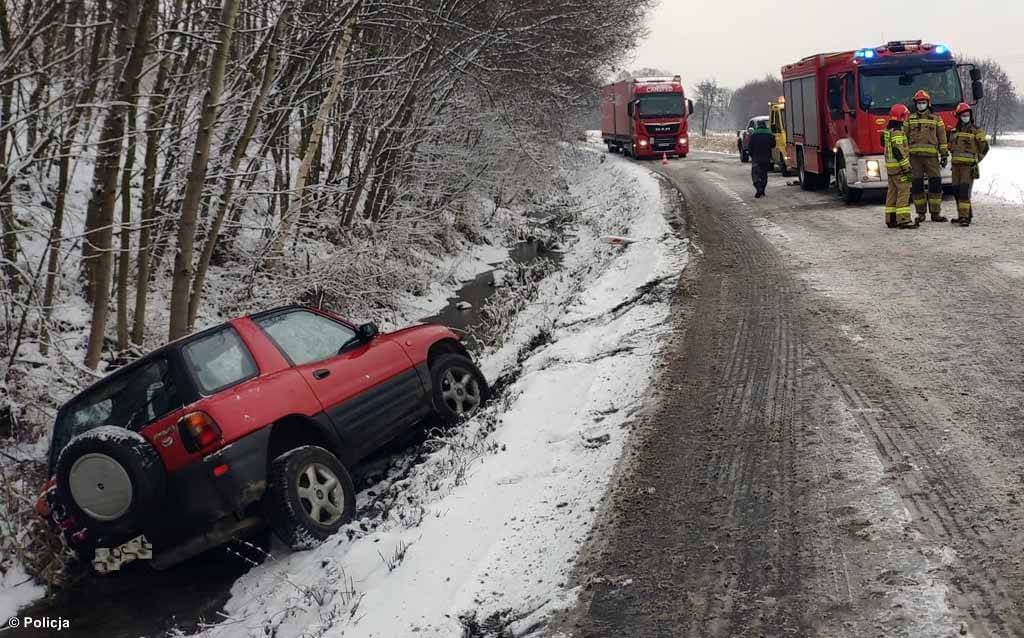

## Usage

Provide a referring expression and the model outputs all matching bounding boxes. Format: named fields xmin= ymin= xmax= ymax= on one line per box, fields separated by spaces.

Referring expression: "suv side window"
xmin=256 ymin=310 xmax=356 ymax=366
xmin=182 ymin=326 xmax=258 ymax=395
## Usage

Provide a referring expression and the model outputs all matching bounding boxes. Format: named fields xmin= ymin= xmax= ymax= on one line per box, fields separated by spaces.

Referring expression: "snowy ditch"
xmin=186 ymin=154 xmax=687 ymax=638
xmin=4 ymin=152 xmax=686 ymax=636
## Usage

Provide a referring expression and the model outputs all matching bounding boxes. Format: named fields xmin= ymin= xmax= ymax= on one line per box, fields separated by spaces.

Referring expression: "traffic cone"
xmin=661 ymin=152 xmax=668 ymax=166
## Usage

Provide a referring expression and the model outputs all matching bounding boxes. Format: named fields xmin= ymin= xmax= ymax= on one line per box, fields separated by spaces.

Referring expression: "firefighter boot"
xmin=898 ymin=220 xmax=920 ymax=229
xmin=886 ymin=213 xmax=898 ymax=229
xmin=911 ymin=177 xmax=927 ymax=223
xmin=928 ymin=177 xmax=946 ymax=221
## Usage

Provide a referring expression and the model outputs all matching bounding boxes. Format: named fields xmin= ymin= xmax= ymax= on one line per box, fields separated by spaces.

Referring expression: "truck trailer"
xmin=600 ymin=76 xmax=694 ymax=160
xmin=781 ymin=40 xmax=983 ymax=202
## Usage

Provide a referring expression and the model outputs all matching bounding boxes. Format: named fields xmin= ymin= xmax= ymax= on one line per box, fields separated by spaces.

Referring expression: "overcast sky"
xmin=629 ymin=0 xmax=1024 ymax=91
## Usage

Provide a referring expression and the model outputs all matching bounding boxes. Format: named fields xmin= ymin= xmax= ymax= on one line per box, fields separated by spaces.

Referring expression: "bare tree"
xmin=166 ymin=0 xmax=242 ymax=341
xmin=82 ymin=0 xmax=159 ymax=370
xmin=729 ymin=75 xmax=783 ymax=130
xmin=694 ymin=78 xmax=727 ymax=136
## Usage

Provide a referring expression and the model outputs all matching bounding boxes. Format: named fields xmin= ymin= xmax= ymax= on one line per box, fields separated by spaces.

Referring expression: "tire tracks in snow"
xmin=561 ymin=153 xmax=1024 ymax=637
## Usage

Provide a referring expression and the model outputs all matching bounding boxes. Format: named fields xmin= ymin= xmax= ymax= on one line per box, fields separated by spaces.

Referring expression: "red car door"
xmin=252 ymin=308 xmax=426 ymax=459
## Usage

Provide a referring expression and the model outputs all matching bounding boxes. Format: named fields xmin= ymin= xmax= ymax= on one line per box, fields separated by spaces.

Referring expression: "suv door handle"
xmin=312 ymin=369 xmax=331 ymax=380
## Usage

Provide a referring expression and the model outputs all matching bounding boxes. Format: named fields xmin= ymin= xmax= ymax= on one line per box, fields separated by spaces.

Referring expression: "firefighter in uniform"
xmin=906 ymin=89 xmax=948 ymax=222
xmin=882 ymin=104 xmax=917 ymax=229
xmin=948 ymin=102 xmax=989 ymax=226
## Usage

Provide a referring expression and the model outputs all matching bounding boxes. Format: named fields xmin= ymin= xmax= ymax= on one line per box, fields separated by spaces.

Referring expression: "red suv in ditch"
xmin=36 ymin=306 xmax=488 ymax=573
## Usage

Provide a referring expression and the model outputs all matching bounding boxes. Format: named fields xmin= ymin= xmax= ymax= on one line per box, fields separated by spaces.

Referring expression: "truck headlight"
xmin=679 ymin=137 xmax=688 ymax=144
xmin=638 ymin=139 xmax=648 ymax=147
xmin=866 ymin=160 xmax=880 ymax=179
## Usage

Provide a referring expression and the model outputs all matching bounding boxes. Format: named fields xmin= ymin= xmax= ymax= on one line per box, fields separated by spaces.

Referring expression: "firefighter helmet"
xmin=889 ymin=103 xmax=911 ymax=122
xmin=954 ymin=102 xmax=972 ymax=116
xmin=913 ymin=89 xmax=931 ymax=103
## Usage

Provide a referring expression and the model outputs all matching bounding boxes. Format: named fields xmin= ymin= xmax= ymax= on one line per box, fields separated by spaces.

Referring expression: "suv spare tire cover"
xmin=56 ymin=426 xmax=166 ymax=535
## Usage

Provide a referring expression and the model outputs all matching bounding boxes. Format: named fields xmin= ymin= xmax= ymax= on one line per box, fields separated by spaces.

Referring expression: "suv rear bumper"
xmin=60 ymin=428 xmax=271 ymax=563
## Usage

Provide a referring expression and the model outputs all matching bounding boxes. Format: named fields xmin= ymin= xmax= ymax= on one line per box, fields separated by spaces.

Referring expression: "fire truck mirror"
xmin=969 ymin=68 xmax=982 ymax=82
xmin=627 ymin=101 xmax=634 ymax=116
xmin=687 ymin=99 xmax=694 ymax=115
xmin=972 ymin=80 xmax=984 ymax=101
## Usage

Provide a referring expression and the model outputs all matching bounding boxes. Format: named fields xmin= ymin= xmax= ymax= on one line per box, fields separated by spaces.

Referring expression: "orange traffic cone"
xmin=661 ymin=152 xmax=668 ymax=166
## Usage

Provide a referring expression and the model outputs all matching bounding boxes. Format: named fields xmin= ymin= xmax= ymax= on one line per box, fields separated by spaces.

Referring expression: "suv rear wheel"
xmin=56 ymin=426 xmax=166 ymax=536
xmin=264 ymin=446 xmax=355 ymax=549
xmin=430 ymin=354 xmax=489 ymax=423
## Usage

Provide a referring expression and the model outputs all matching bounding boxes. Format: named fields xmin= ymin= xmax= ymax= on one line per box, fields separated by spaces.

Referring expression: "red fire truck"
xmin=781 ymin=41 xmax=983 ymax=202
xmin=600 ymin=76 xmax=694 ymax=160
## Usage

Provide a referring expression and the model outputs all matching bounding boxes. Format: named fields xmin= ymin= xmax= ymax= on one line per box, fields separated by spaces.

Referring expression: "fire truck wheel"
xmin=836 ymin=155 xmax=863 ymax=203
xmin=798 ymin=151 xmax=819 ymax=191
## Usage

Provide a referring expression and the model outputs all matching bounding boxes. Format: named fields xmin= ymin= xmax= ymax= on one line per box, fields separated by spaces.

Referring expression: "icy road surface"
xmin=563 ymin=151 xmax=1024 ymax=638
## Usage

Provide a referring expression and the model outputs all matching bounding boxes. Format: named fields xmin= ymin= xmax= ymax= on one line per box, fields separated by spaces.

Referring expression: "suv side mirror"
xmin=357 ymin=323 xmax=379 ymax=341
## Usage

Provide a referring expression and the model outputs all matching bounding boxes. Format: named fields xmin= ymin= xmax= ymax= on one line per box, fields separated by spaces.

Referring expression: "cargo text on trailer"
xmin=600 ymin=76 xmax=695 ymax=160
xmin=781 ymin=40 xmax=983 ymax=202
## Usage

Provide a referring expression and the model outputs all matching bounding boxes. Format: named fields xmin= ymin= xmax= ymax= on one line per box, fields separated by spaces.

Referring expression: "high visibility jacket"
xmin=883 ymin=127 xmax=911 ymax=174
xmin=949 ymin=123 xmax=989 ymax=166
xmin=907 ymin=111 xmax=948 ymax=158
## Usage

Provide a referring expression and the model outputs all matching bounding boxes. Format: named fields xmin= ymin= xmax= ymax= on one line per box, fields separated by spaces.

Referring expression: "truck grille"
xmin=652 ymin=137 xmax=677 ymax=151
xmin=645 ymin=123 xmax=680 ymax=136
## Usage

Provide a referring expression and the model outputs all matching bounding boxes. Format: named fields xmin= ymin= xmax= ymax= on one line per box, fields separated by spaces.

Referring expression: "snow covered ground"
xmin=975 ymin=144 xmax=1024 ymax=205
xmin=0 ymin=564 xmax=44 ymax=622
xmin=183 ymin=153 xmax=685 ymax=638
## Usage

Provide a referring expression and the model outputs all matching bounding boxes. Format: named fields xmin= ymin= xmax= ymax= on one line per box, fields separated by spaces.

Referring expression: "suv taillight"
xmin=178 ymin=411 xmax=222 ymax=452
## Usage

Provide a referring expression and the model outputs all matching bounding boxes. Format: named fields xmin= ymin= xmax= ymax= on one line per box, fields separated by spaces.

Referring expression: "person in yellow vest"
xmin=906 ymin=89 xmax=948 ymax=222
xmin=948 ymin=102 xmax=989 ymax=227
xmin=882 ymin=104 xmax=918 ymax=229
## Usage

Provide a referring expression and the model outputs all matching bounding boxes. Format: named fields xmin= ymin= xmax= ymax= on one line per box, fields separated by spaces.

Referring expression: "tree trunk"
xmin=79 ymin=0 xmax=110 ymax=286
xmin=131 ymin=0 xmax=185 ymax=346
xmin=167 ymin=0 xmax=241 ymax=340
xmin=187 ymin=20 xmax=281 ymax=330
xmin=116 ymin=104 xmax=137 ymax=352
xmin=40 ymin=0 xmax=89 ymax=356
xmin=0 ymin=0 xmax=18 ymax=295
xmin=82 ymin=0 xmax=159 ymax=369
xmin=268 ymin=20 xmax=355 ymax=264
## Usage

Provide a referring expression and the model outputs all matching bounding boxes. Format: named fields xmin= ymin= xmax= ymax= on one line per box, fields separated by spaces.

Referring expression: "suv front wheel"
xmin=430 ymin=354 xmax=489 ymax=424
xmin=264 ymin=446 xmax=355 ymax=549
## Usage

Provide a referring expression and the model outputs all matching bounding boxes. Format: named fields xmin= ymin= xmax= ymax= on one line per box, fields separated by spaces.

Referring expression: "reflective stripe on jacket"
xmin=907 ymin=112 xmax=948 ymax=157
xmin=883 ymin=129 xmax=911 ymax=173
xmin=949 ymin=124 xmax=989 ymax=166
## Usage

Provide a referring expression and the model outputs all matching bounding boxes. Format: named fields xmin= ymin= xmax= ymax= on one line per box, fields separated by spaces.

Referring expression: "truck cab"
xmin=782 ymin=40 xmax=983 ymax=202
xmin=601 ymin=76 xmax=695 ymax=160
xmin=768 ymin=99 xmax=790 ymax=175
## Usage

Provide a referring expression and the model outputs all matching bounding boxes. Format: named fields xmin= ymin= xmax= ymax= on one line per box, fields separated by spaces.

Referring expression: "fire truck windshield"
xmin=859 ymin=66 xmax=962 ymax=112
xmin=637 ymin=94 xmax=683 ymax=117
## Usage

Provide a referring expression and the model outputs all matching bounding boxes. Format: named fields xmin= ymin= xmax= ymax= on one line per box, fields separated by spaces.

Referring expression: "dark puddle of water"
xmin=9 ymin=239 xmax=559 ymax=638
xmin=422 ymin=239 xmax=561 ymax=350
xmin=11 ymin=550 xmax=251 ymax=638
